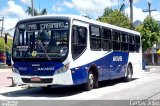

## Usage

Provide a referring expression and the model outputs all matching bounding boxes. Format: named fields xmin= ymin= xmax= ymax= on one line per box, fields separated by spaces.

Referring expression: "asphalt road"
xmin=0 ymin=69 xmax=160 ymax=106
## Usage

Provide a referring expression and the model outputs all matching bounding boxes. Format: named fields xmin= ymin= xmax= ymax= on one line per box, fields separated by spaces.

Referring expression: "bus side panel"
xmin=110 ymin=51 xmax=129 ymax=79
xmin=93 ymin=52 xmax=112 ymax=81
xmin=128 ymin=52 xmax=142 ymax=77
xmin=70 ymin=66 xmax=88 ymax=85
xmin=71 ymin=51 xmax=130 ymax=85
xmin=71 ymin=52 xmax=112 ymax=85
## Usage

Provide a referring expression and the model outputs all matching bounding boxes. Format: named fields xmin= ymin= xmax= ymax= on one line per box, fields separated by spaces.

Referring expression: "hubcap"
xmin=128 ymin=68 xmax=132 ymax=78
xmin=89 ymin=73 xmax=94 ymax=88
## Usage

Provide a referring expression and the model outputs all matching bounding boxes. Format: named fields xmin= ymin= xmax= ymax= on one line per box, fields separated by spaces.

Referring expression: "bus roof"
xmin=18 ymin=14 xmax=140 ymax=35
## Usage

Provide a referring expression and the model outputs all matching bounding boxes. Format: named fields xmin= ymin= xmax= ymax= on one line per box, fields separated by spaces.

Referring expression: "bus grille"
xmin=22 ymin=78 xmax=53 ymax=83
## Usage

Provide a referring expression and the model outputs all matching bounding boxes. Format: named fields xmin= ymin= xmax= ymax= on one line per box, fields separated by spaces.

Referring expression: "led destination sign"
xmin=26 ymin=22 xmax=69 ymax=31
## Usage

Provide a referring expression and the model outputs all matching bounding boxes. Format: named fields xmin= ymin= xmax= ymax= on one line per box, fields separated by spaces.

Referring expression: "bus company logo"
xmin=113 ymin=56 xmax=123 ymax=62
xmin=18 ymin=67 xmax=27 ymax=70
xmin=37 ymin=67 xmax=54 ymax=71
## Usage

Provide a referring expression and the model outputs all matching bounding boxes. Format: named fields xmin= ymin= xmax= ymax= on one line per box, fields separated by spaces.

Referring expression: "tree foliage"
xmin=0 ymin=37 xmax=13 ymax=53
xmin=136 ymin=16 xmax=160 ymax=51
xmin=97 ymin=9 xmax=130 ymax=29
xmin=26 ymin=6 xmax=47 ymax=16
xmin=102 ymin=7 xmax=113 ymax=16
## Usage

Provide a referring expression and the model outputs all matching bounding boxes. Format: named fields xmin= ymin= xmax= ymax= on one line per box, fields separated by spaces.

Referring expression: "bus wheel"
xmin=84 ymin=71 xmax=94 ymax=91
xmin=124 ymin=65 xmax=132 ymax=82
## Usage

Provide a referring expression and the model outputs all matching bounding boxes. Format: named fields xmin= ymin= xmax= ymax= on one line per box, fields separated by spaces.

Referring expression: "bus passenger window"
xmin=134 ymin=35 xmax=140 ymax=52
xmin=112 ymin=31 xmax=121 ymax=51
xmin=121 ymin=33 xmax=128 ymax=52
xmin=90 ymin=25 xmax=101 ymax=50
xmin=102 ymin=28 xmax=112 ymax=51
xmin=129 ymin=34 xmax=135 ymax=52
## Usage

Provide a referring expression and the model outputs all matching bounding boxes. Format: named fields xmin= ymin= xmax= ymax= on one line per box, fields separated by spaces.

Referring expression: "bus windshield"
xmin=12 ymin=19 xmax=70 ymax=61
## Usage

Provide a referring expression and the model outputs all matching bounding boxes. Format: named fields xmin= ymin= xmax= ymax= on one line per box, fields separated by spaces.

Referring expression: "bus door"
xmin=71 ymin=20 xmax=88 ymax=60
xmin=71 ymin=20 xmax=89 ymax=83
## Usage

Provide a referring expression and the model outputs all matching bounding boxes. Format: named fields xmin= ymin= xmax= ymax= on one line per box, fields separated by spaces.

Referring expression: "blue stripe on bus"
xmin=13 ymin=62 xmax=64 ymax=76
xmin=71 ymin=51 xmax=129 ymax=85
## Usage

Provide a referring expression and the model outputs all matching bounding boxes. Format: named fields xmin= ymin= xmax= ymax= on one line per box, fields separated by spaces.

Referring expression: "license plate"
xmin=31 ymin=77 xmax=41 ymax=82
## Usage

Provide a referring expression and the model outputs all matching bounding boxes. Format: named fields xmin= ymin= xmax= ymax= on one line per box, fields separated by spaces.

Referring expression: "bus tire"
xmin=83 ymin=71 xmax=94 ymax=91
xmin=93 ymin=72 xmax=98 ymax=88
xmin=124 ymin=64 xmax=132 ymax=82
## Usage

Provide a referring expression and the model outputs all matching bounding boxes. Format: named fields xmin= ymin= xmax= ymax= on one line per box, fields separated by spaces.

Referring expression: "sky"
xmin=0 ymin=0 xmax=160 ymax=34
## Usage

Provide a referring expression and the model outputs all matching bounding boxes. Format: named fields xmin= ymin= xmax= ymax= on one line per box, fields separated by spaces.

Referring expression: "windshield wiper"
xmin=37 ymin=40 xmax=52 ymax=61
xmin=23 ymin=45 xmax=31 ymax=59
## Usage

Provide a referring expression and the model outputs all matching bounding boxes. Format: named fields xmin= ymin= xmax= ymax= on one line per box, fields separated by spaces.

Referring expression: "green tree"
xmin=103 ymin=7 xmax=113 ymax=16
xmin=97 ymin=7 xmax=113 ymax=21
xmin=0 ymin=38 xmax=4 ymax=53
xmin=26 ymin=6 xmax=47 ymax=16
xmin=0 ymin=37 xmax=12 ymax=53
xmin=100 ymin=1 xmax=125 ymax=17
xmin=97 ymin=9 xmax=130 ymax=29
xmin=136 ymin=16 xmax=160 ymax=51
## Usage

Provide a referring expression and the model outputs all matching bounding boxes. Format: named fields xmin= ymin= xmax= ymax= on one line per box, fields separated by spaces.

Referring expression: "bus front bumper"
xmin=12 ymin=70 xmax=74 ymax=87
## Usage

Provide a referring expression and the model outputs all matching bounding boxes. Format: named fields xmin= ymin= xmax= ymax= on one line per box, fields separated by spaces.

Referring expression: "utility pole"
xmin=129 ymin=0 xmax=133 ymax=29
xmin=143 ymin=2 xmax=156 ymax=16
xmin=0 ymin=17 xmax=4 ymax=37
xmin=143 ymin=2 xmax=157 ymax=65
xmin=31 ymin=0 xmax=34 ymax=16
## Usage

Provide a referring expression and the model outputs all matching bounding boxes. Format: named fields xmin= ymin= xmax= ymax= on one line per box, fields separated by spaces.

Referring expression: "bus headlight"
xmin=59 ymin=47 xmax=68 ymax=57
xmin=55 ymin=63 xmax=69 ymax=74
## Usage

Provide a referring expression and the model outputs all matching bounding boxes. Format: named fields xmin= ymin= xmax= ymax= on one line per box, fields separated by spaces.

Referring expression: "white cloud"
xmin=124 ymin=0 xmax=140 ymax=4
xmin=0 ymin=1 xmax=28 ymax=19
xmin=125 ymin=6 xmax=148 ymax=22
xmin=125 ymin=6 xmax=160 ymax=22
xmin=63 ymin=0 xmax=74 ymax=8
xmin=54 ymin=0 xmax=142 ymax=18
xmin=0 ymin=1 xmax=29 ymax=34
xmin=3 ymin=18 xmax=18 ymax=35
xmin=133 ymin=0 xmax=140 ymax=3
xmin=63 ymin=0 xmax=118 ymax=18
xmin=20 ymin=0 xmax=31 ymax=6
xmin=4 ymin=18 xmax=18 ymax=30
xmin=52 ymin=5 xmax=64 ymax=13
xmin=151 ymin=12 xmax=160 ymax=21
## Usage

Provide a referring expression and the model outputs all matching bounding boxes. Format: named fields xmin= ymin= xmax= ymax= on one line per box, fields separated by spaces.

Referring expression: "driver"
xmin=36 ymin=30 xmax=50 ymax=51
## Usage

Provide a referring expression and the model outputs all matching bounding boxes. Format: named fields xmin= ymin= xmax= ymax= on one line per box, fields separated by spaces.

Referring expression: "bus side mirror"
xmin=4 ymin=34 xmax=7 ymax=44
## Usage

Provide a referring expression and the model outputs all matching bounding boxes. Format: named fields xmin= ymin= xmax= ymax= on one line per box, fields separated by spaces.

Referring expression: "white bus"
xmin=12 ymin=15 xmax=142 ymax=90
